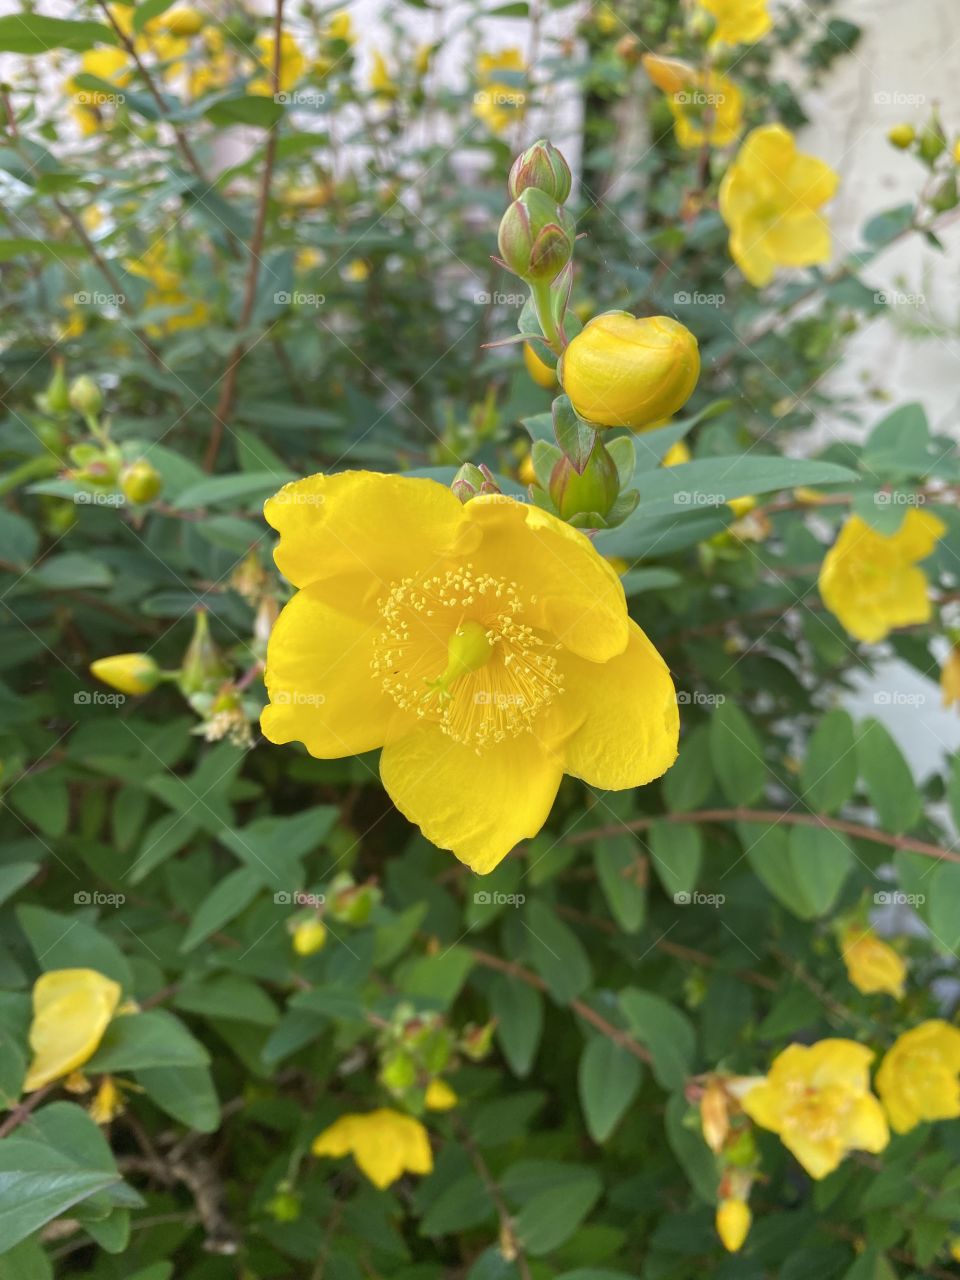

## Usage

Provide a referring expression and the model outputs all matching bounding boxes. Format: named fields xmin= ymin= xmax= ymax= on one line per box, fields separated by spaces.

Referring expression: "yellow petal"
xmin=24 ymin=969 xmax=122 ymax=1092
xmin=763 ymin=211 xmax=832 ymax=267
xmin=313 ymin=1109 xmax=433 ymax=1189
xmin=836 ymin=1093 xmax=890 ymax=1155
xmin=425 ymin=1079 xmax=458 ymax=1111
xmin=264 ymin=470 xmax=470 ymax=592
xmin=380 ymin=723 xmax=564 ymax=874
xmin=261 ymin=584 xmax=392 ymax=757
xmin=557 ymin=620 xmax=679 ymax=789
xmin=464 ymin=498 xmax=629 ymax=662
xmin=781 ymin=1128 xmax=845 ymax=1180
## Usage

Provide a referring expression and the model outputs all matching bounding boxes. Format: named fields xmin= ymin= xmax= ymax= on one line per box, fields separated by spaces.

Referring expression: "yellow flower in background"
xmin=292 ymin=918 xmax=327 ymax=956
xmin=424 ymin=1079 xmax=458 ymax=1111
xmin=250 ymin=30 xmax=306 ymax=95
xmin=343 ymin=258 xmax=370 ymax=282
xmin=281 ymin=182 xmax=334 ymax=210
xmin=312 ymin=1108 xmax=433 ymax=1188
xmin=523 ymin=341 xmax=557 ymax=389
xmin=719 ymin=124 xmax=839 ymax=287
xmin=473 ymin=48 xmax=527 ymax=136
xmin=727 ymin=495 xmax=756 ymax=519
xmin=700 ymin=0 xmax=772 ymax=47
xmin=840 ymin=926 xmax=906 ymax=999
xmin=560 ymin=311 xmax=700 ymax=430
xmin=642 ymin=55 xmax=743 ymax=149
xmin=24 ymin=969 xmax=122 ymax=1092
xmin=517 ymin=452 xmax=537 ymax=486
xmin=818 ymin=509 xmax=945 ymax=644
xmin=261 ymin=471 xmax=678 ymax=873
xmin=941 ymin=644 xmax=960 ymax=708
xmin=189 ymin=26 xmax=234 ymax=97
xmin=716 ymin=1198 xmax=751 ymax=1252
xmin=156 ymin=7 xmax=204 ymax=37
xmin=369 ymin=51 xmax=397 ymax=97
xmin=90 ymin=653 xmax=161 ymax=696
xmin=67 ymin=46 xmax=131 ymax=134
xmin=876 ymin=1021 xmax=960 ymax=1134
xmin=742 ymin=1040 xmax=888 ymax=1179
xmin=89 ymin=1076 xmax=125 ymax=1124
xmin=662 ymin=439 xmax=691 ymax=467
xmin=324 ymin=10 xmax=355 ymax=45
xmin=126 ymin=242 xmax=210 ymax=335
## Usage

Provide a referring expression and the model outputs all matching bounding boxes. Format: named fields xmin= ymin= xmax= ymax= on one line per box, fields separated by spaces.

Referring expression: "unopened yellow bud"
xmin=942 ymin=645 xmax=960 ymax=709
xmin=158 ymin=6 xmax=204 ymax=35
xmin=292 ymin=918 xmax=327 ymax=956
xmin=523 ymin=341 xmax=557 ymax=389
xmin=90 ymin=653 xmax=160 ymax=696
xmin=424 ymin=1078 xmax=458 ymax=1110
xmin=887 ymin=123 xmax=915 ymax=149
xmin=559 ymin=312 xmax=700 ymax=430
xmin=716 ymin=1199 xmax=751 ymax=1253
xmin=517 ymin=453 xmax=538 ymax=486
xmin=727 ymin=495 xmax=756 ymax=519
xmin=120 ymin=460 xmax=163 ymax=505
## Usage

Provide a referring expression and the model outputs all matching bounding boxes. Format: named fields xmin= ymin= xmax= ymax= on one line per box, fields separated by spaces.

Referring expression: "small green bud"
xmin=69 ymin=375 xmax=103 ymax=419
xmin=120 ymin=460 xmax=163 ymax=505
xmin=178 ymin=609 xmax=230 ymax=696
xmin=380 ymin=1049 xmax=417 ymax=1094
xmin=451 ymin=463 xmax=502 ymax=503
xmin=497 ymin=188 xmax=576 ymax=284
xmin=548 ymin=435 xmax=620 ymax=521
xmin=887 ymin=123 xmax=915 ymax=149
xmin=329 ymin=873 xmax=381 ymax=925
xmin=508 ymin=139 xmax=573 ymax=204
xmin=39 ymin=360 xmax=71 ymax=415
xmin=460 ymin=1020 xmax=496 ymax=1061
xmin=918 ymin=125 xmax=946 ymax=164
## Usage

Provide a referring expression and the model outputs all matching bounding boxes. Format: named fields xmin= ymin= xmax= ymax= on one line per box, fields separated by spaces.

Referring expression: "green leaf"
xmin=0 ymin=1237 xmax=53 ymax=1280
xmin=787 ymin=824 xmax=853 ymax=917
xmin=800 ymin=710 xmax=857 ymax=813
xmin=856 ymin=718 xmax=921 ymax=834
xmin=87 ymin=1010 xmax=210 ymax=1072
xmin=489 ymin=974 xmax=542 ymax=1077
xmin=398 ymin=947 xmax=474 ymax=1009
xmin=649 ymin=822 xmax=702 ymax=901
xmin=204 ymin=94 xmax=285 ymax=128
xmin=662 ymin=724 xmax=713 ymax=812
xmin=173 ymin=471 xmax=294 ymax=510
xmin=664 ymin=1092 xmax=716 ymax=1204
xmin=0 ymin=1144 xmax=120 ymax=1252
xmin=512 ymin=1168 xmax=602 ymax=1255
xmin=133 ymin=0 xmax=176 ymax=32
xmin=420 ymin=1173 xmax=494 ymax=1236
xmin=178 ymin=868 xmax=264 ymax=952
xmin=593 ymin=836 xmax=645 ymax=933
xmin=709 ymin=701 xmax=766 ymax=805
xmin=578 ymin=1037 xmax=642 ymax=1142
xmin=136 ymin=1065 xmax=219 ymax=1132
xmin=0 ymin=862 xmax=38 ymax=909
xmin=619 ymin=989 xmax=695 ymax=1089
xmin=523 ymin=901 xmax=592 ymax=1004
xmin=173 ymin=975 xmax=278 ymax=1026
xmin=16 ymin=905 xmax=133 ymax=991
xmin=927 ymin=862 xmax=960 ymax=956
xmin=0 ymin=15 xmax=117 ymax=53
xmin=742 ymin=822 xmax=816 ymax=919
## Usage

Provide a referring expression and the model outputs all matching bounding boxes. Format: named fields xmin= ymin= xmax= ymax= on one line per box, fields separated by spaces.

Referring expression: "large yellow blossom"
xmin=68 ymin=46 xmax=131 ymax=134
xmin=876 ymin=1021 xmax=960 ymax=1134
xmin=719 ymin=124 xmax=839 ymax=287
xmin=250 ymin=30 xmax=307 ymax=96
xmin=700 ymin=0 xmax=772 ymax=47
xmin=818 ymin=509 xmax=945 ymax=644
xmin=312 ymin=1108 xmax=433 ymax=1188
xmin=742 ymin=1040 xmax=889 ymax=1179
xmin=473 ymin=49 xmax=527 ymax=136
xmin=24 ymin=969 xmax=122 ymax=1093
xmin=840 ymin=926 xmax=906 ymax=999
xmin=261 ymin=471 xmax=678 ymax=872
xmin=642 ymin=54 xmax=743 ymax=149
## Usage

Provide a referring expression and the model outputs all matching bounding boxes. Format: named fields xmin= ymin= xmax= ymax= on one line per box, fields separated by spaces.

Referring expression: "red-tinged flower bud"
xmin=497 ymin=188 xmax=575 ymax=284
xmin=508 ymin=138 xmax=572 ymax=204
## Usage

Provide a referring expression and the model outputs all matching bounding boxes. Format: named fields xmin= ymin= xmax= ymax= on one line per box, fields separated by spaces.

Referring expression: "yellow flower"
xmin=888 ymin=123 xmax=916 ymax=150
xmin=250 ymin=30 xmax=306 ymax=96
xmin=662 ymin=439 xmax=691 ymax=467
xmin=719 ymin=124 xmax=839 ymax=287
xmin=292 ymin=918 xmax=327 ymax=956
xmin=818 ymin=509 xmax=945 ymax=644
xmin=89 ymin=1076 xmax=124 ymax=1124
xmin=67 ymin=46 xmax=131 ymax=134
xmin=156 ymin=6 xmax=204 ymax=37
xmin=876 ymin=1021 xmax=960 ymax=1134
xmin=952 ymin=1237 xmax=960 ymax=1263
xmin=312 ymin=1108 xmax=433 ymax=1188
xmin=727 ymin=495 xmax=756 ymax=519
xmin=343 ymin=258 xmax=370 ymax=282
xmin=281 ymin=182 xmax=334 ymax=210
xmin=699 ymin=0 xmax=772 ymax=47
xmin=742 ymin=1040 xmax=889 ymax=1179
xmin=415 ymin=44 xmax=432 ymax=77
xmin=261 ymin=471 xmax=678 ymax=872
xmin=642 ymin=54 xmax=743 ymax=149
xmin=370 ymin=51 xmax=396 ymax=97
xmin=716 ymin=1198 xmax=751 ymax=1252
xmin=24 ymin=969 xmax=122 ymax=1093
xmin=473 ymin=49 xmax=527 ymax=136
xmin=325 ymin=10 xmax=355 ymax=45
xmin=840 ymin=926 xmax=906 ymax=999
xmin=90 ymin=653 xmax=161 ymax=696
xmin=941 ymin=644 xmax=960 ymax=708
xmin=523 ymin=341 xmax=557 ymax=389
xmin=517 ymin=453 xmax=538 ymax=486
xmin=126 ymin=242 xmax=209 ymax=335
xmin=189 ymin=26 xmax=234 ymax=97
xmin=954 ymin=138 xmax=960 ymax=165
xmin=424 ymin=1079 xmax=458 ymax=1111
xmin=560 ymin=311 xmax=700 ymax=431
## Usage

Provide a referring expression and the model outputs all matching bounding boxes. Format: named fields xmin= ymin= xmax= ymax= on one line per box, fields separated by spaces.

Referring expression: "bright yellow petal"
xmin=729 ymin=223 xmax=777 ymax=287
xmin=784 ymin=153 xmax=839 ymax=209
xmin=24 ymin=969 xmax=122 ymax=1092
xmin=805 ymin=1040 xmax=875 ymax=1090
xmin=837 ymin=1094 xmax=890 ymax=1154
xmin=264 ymin=470 xmax=470 ymax=592
xmin=380 ymin=723 xmax=563 ymax=874
xmin=781 ymin=1129 xmax=844 ymax=1180
xmin=763 ymin=211 xmax=832 ymax=267
xmin=892 ymin=508 xmax=946 ymax=561
xmin=465 ymin=498 xmax=629 ymax=662
xmin=740 ymin=1079 xmax=783 ymax=1132
xmin=261 ymin=584 xmax=392 ymax=757
xmin=558 ymin=620 xmax=679 ymax=789
xmin=312 ymin=1115 xmax=357 ymax=1158
xmin=425 ymin=1079 xmax=458 ymax=1110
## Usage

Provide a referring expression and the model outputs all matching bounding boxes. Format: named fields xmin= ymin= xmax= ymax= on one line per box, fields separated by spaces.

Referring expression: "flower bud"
xmin=716 ymin=1199 xmax=751 ymax=1253
xmin=508 ymin=139 xmax=572 ymax=204
xmin=460 ymin=1020 xmax=496 ymax=1061
xmin=292 ymin=918 xmax=327 ymax=956
xmin=266 ymin=1186 xmax=301 ymax=1222
xmin=178 ymin=609 xmax=230 ymax=696
xmin=424 ymin=1078 xmax=458 ymax=1111
xmin=559 ymin=311 xmax=700 ymax=430
xmin=887 ymin=123 xmax=915 ymax=149
xmin=90 ymin=653 xmax=160 ymax=696
xmin=69 ymin=375 xmax=103 ymax=419
xmin=918 ymin=124 xmax=946 ymax=164
xmin=158 ymin=6 xmax=204 ymax=35
xmin=329 ymin=873 xmax=381 ymax=925
xmin=548 ymin=436 xmax=620 ymax=521
xmin=942 ymin=643 xmax=960 ymax=709
xmin=497 ymin=188 xmax=575 ymax=284
xmin=38 ymin=360 xmax=71 ymax=415
xmin=120 ymin=460 xmax=163 ymax=505
xmin=451 ymin=463 xmax=502 ymax=503
xmin=523 ymin=341 xmax=557 ymax=389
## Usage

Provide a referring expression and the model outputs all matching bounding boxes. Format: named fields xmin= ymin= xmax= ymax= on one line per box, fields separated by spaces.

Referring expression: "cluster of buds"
xmin=887 ymin=110 xmax=960 ymax=216
xmin=288 ymin=872 xmax=381 ymax=957
xmin=376 ymin=1003 xmax=494 ymax=1114
xmin=687 ymin=1074 xmax=762 ymax=1253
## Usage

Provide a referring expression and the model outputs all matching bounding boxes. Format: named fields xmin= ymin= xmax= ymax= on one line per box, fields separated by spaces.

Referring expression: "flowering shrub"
xmin=2 ymin=1 xmax=960 ymax=1277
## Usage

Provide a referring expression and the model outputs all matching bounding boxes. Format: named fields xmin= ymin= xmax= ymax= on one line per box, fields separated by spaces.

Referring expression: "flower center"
xmin=371 ymin=564 xmax=563 ymax=751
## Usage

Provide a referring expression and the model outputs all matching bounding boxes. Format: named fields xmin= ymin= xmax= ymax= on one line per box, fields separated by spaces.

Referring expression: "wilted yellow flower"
xmin=818 ymin=509 xmax=945 ymax=644
xmin=941 ymin=644 xmax=960 ymax=708
xmin=370 ymin=51 xmax=397 ymax=97
xmin=424 ymin=1079 xmax=458 ymax=1111
xmin=523 ymin=341 xmax=557 ymax=389
xmin=89 ymin=1076 xmax=124 ymax=1124
xmin=560 ymin=311 xmax=700 ymax=430
xmin=473 ymin=49 xmax=527 ymax=136
xmin=840 ymin=926 xmax=906 ymax=999
xmin=662 ymin=439 xmax=691 ymax=467
xmin=719 ymin=124 xmax=839 ymax=287
xmin=716 ymin=1198 xmax=751 ymax=1252
xmin=90 ymin=653 xmax=161 ymax=696
xmin=250 ymin=29 xmax=306 ymax=95
xmin=876 ymin=1021 xmax=960 ymax=1134
xmin=312 ymin=1108 xmax=433 ymax=1188
xmin=24 ymin=969 xmax=122 ymax=1093
xmin=642 ymin=54 xmax=743 ymax=149
xmin=292 ymin=918 xmax=327 ymax=956
xmin=699 ymin=0 xmax=772 ymax=47
xmin=261 ymin=471 xmax=678 ymax=872
xmin=742 ymin=1040 xmax=889 ymax=1179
